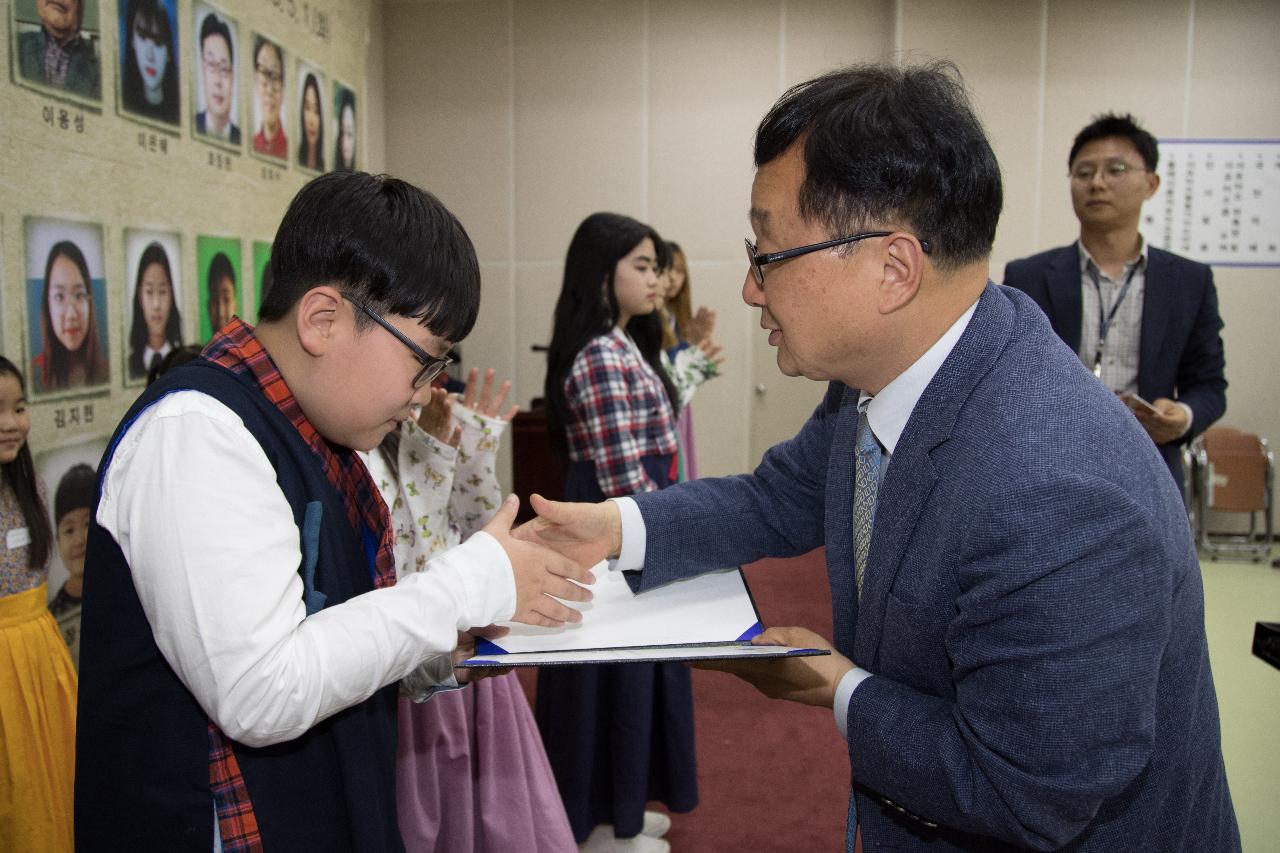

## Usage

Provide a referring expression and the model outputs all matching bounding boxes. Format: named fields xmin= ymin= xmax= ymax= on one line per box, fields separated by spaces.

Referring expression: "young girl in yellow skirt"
xmin=0 ymin=355 xmax=77 ymax=851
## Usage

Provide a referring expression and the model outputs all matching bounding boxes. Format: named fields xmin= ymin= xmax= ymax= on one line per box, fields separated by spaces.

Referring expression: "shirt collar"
xmin=859 ymin=297 xmax=980 ymax=455
xmin=1076 ymin=236 xmax=1148 ymax=279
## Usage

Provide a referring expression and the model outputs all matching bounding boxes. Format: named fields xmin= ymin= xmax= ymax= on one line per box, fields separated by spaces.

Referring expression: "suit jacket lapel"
xmin=1047 ymin=245 xmax=1083 ymax=352
xmin=1137 ymin=248 xmax=1171 ymax=400
xmin=851 ymin=283 xmax=1016 ymax=669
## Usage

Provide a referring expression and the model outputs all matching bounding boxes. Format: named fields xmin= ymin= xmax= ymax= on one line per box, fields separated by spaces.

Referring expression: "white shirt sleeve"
xmin=609 ymin=496 xmax=646 ymax=571
xmin=96 ymin=391 xmax=515 ymax=747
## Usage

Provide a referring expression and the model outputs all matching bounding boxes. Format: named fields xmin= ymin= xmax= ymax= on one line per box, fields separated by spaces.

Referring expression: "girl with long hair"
xmin=298 ymin=72 xmax=325 ymax=171
xmin=0 ymin=356 xmax=77 ymax=850
xmin=120 ymin=0 xmax=179 ymax=125
xmin=32 ymin=240 xmax=109 ymax=393
xmin=127 ymin=242 xmax=184 ymax=380
xmin=539 ymin=212 xmax=693 ymax=852
xmin=333 ymin=87 xmax=357 ymax=171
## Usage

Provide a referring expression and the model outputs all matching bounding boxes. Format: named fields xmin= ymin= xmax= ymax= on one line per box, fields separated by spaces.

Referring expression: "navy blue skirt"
xmin=535 ymin=455 xmax=698 ymax=841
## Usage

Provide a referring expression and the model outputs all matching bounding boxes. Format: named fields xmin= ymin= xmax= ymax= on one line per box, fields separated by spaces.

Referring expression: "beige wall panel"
xmin=646 ymin=0 xmax=778 ymax=264
xmin=1038 ymin=0 xmax=1192 ymax=250
xmin=686 ymin=262 xmax=758 ymax=477
xmin=783 ymin=0 xmax=891 ymax=85
xmin=897 ymin=0 xmax=1044 ymax=277
xmin=384 ymin=1 xmax=512 ymax=262
xmin=365 ymin=2 xmax=387 ymax=173
xmin=513 ymin=1 xmax=647 ymax=262
xmin=463 ymin=261 xmax=519 ymax=490
xmin=512 ymin=263 xmax=564 ymax=410
xmin=1188 ymin=0 xmax=1280 ymax=135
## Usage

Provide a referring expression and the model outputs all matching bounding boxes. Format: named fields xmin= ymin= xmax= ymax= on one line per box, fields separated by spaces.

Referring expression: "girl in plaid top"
xmin=538 ymin=213 xmax=694 ymax=852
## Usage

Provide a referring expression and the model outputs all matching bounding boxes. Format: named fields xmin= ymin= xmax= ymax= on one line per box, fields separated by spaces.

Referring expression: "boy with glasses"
xmin=1004 ymin=112 xmax=1226 ymax=489
xmin=75 ymin=172 xmax=596 ymax=852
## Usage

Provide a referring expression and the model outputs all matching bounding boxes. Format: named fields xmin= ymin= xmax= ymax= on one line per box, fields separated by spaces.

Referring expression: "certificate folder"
xmin=458 ymin=563 xmax=829 ymax=668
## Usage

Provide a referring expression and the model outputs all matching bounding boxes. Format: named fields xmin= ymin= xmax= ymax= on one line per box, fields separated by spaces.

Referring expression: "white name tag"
xmin=7 ymin=527 xmax=32 ymax=550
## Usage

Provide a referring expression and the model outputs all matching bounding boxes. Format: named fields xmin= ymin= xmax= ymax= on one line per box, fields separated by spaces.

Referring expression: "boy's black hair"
xmin=260 ymin=172 xmax=480 ymax=344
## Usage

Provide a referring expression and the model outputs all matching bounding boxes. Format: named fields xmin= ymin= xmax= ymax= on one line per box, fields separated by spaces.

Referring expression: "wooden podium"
xmin=510 ymin=400 xmax=566 ymax=524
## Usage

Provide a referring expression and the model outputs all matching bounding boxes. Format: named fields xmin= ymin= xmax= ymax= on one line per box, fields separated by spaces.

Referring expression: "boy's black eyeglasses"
xmin=345 ymin=296 xmax=451 ymax=389
xmin=744 ymin=231 xmax=932 ymax=285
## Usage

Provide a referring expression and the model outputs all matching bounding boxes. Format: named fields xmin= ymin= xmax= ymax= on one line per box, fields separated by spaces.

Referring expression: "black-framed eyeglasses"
xmin=744 ymin=231 xmax=932 ymax=285
xmin=345 ymin=297 xmax=451 ymax=389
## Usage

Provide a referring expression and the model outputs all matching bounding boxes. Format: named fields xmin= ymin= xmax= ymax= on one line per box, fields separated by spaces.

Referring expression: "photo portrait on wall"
xmin=250 ymin=33 xmax=288 ymax=163
xmin=252 ymin=240 xmax=271 ymax=319
xmin=11 ymin=0 xmax=103 ymax=105
xmin=295 ymin=59 xmax=326 ymax=173
xmin=117 ymin=0 xmax=180 ymax=129
xmin=196 ymin=235 xmax=242 ymax=342
xmin=123 ymin=230 xmax=184 ymax=385
xmin=332 ymin=81 xmax=357 ymax=171
xmin=191 ymin=2 xmax=240 ymax=148
xmin=36 ymin=432 xmax=109 ymax=671
xmin=24 ymin=217 xmax=110 ymax=398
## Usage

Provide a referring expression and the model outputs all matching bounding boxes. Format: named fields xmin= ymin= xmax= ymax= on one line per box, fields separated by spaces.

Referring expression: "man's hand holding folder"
xmin=696 ymin=626 xmax=856 ymax=708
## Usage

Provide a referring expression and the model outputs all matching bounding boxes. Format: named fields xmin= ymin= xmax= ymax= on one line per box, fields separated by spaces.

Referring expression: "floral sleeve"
xmin=446 ymin=402 xmax=508 ymax=540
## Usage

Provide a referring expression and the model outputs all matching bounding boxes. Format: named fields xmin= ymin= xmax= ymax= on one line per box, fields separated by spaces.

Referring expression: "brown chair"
xmin=510 ymin=399 xmax=566 ymax=524
xmin=1186 ymin=426 xmax=1274 ymax=562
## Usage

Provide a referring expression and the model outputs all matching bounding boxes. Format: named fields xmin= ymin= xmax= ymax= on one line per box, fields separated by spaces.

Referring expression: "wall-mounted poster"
xmin=24 ymin=217 xmax=110 ymax=398
xmin=295 ymin=59 xmax=326 ymax=173
xmin=197 ymin=235 xmax=242 ymax=342
xmin=116 ymin=0 xmax=180 ymax=130
xmin=11 ymin=0 xmax=103 ymax=105
xmin=252 ymin=240 xmax=272 ymax=319
xmin=332 ymin=80 xmax=356 ymax=172
xmin=36 ymin=432 xmax=109 ymax=671
xmin=250 ymin=33 xmax=288 ymax=163
xmin=123 ymin=230 xmax=184 ymax=385
xmin=192 ymin=2 xmax=241 ymax=148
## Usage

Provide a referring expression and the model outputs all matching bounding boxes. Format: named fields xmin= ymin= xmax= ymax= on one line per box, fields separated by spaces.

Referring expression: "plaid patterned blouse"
xmin=564 ymin=329 xmax=677 ymax=497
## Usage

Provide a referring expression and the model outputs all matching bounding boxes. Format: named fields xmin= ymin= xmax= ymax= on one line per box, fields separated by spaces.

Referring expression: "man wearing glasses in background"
xmin=524 ymin=66 xmax=1239 ymax=851
xmin=1004 ymin=113 xmax=1227 ymax=489
xmin=74 ymin=172 xmax=597 ymax=852
xmin=252 ymin=35 xmax=288 ymax=160
xmin=194 ymin=11 xmax=241 ymax=144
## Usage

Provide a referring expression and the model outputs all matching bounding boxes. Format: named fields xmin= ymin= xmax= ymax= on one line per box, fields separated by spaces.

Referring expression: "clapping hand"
xmin=461 ymin=367 xmax=519 ymax=421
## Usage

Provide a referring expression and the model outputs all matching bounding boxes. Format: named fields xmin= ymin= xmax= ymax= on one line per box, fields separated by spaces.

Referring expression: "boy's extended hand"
xmin=482 ymin=494 xmax=596 ymax=627
xmin=512 ymin=493 xmax=622 ymax=569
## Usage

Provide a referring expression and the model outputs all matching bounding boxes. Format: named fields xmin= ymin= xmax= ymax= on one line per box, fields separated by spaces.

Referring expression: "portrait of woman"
xmin=332 ymin=84 xmax=356 ymax=171
xmin=126 ymin=241 xmax=183 ymax=381
xmin=297 ymin=68 xmax=325 ymax=172
xmin=26 ymin=223 xmax=110 ymax=396
xmin=251 ymin=34 xmax=287 ymax=161
xmin=119 ymin=0 xmax=179 ymax=126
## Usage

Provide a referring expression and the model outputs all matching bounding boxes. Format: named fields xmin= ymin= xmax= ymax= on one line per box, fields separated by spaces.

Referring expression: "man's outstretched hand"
xmin=481 ymin=494 xmax=596 ymax=627
xmin=513 ymin=493 xmax=623 ymax=570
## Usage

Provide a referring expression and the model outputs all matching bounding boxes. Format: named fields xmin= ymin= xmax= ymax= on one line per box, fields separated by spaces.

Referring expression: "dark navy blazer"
xmin=633 ymin=284 xmax=1239 ymax=852
xmin=1003 ymin=244 xmax=1227 ymax=489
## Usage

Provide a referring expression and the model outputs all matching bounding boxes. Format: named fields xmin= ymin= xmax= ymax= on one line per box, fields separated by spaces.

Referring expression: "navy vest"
xmin=75 ymin=360 xmax=403 ymax=852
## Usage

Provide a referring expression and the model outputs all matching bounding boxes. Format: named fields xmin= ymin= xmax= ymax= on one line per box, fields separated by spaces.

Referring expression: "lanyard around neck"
xmin=1088 ymin=261 xmax=1140 ymax=378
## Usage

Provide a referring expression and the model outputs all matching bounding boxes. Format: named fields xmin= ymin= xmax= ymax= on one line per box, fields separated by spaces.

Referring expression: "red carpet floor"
xmin=520 ymin=548 xmax=855 ymax=852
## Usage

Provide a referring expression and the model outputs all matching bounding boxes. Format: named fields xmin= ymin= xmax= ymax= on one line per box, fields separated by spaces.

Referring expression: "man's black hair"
xmin=754 ymin=61 xmax=1002 ymax=271
xmin=259 ymin=171 xmax=480 ymax=344
xmin=1069 ymin=112 xmax=1159 ymax=172
xmin=199 ymin=12 xmax=232 ymax=66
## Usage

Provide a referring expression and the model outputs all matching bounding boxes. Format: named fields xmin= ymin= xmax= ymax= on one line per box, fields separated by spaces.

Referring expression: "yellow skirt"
xmin=0 ymin=584 xmax=77 ymax=853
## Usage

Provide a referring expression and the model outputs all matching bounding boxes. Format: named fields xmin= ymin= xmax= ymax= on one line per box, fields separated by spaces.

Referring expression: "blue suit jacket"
xmin=633 ymin=285 xmax=1238 ymax=851
xmin=1002 ymin=244 xmax=1226 ymax=488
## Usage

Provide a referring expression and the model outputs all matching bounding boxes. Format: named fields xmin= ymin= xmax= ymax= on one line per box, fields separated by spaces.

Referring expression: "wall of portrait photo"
xmin=295 ymin=58 xmax=325 ymax=173
xmin=2 ymin=0 xmax=376 ymax=481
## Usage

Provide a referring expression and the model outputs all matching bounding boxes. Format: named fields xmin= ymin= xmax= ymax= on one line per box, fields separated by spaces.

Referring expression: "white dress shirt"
xmin=613 ymin=296 xmax=980 ymax=739
xmin=96 ymin=389 xmax=517 ymax=750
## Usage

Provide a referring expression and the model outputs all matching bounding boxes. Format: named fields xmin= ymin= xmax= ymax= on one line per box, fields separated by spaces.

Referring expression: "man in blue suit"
xmin=1003 ymin=114 xmax=1226 ymax=491
xmin=524 ymin=64 xmax=1239 ymax=851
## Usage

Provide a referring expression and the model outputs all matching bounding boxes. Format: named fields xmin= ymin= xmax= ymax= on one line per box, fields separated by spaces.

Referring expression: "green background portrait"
xmin=196 ymin=235 xmax=243 ymax=342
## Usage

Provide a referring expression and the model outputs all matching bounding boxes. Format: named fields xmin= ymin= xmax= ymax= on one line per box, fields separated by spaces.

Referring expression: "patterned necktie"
xmin=853 ymin=397 xmax=881 ymax=595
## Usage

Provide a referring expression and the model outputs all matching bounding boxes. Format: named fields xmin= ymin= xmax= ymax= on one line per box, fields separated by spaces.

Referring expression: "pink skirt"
xmin=396 ymin=671 xmax=575 ymax=852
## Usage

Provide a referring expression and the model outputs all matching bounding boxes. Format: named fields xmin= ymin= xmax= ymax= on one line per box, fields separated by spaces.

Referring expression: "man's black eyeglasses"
xmin=744 ymin=231 xmax=932 ymax=285
xmin=345 ymin=296 xmax=451 ymax=389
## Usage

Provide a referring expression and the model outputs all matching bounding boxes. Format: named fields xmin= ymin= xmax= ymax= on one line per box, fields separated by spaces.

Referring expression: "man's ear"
xmin=878 ymin=232 xmax=926 ymax=315
xmin=294 ymin=285 xmax=344 ymax=357
xmin=1143 ymin=170 xmax=1161 ymax=201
